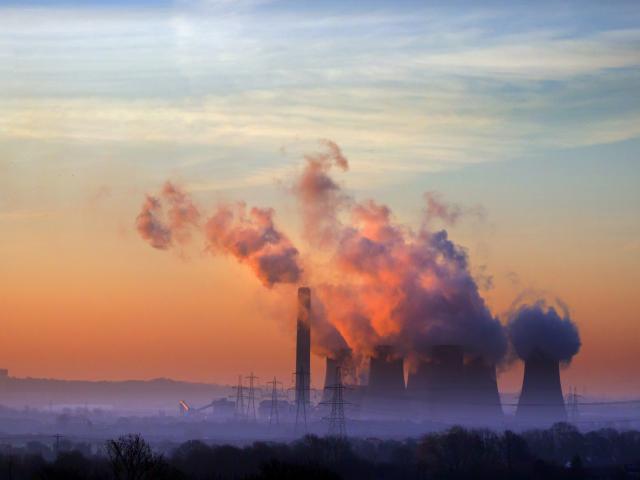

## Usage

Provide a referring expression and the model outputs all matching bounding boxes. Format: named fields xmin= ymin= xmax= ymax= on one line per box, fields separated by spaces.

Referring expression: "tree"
xmin=106 ymin=434 xmax=166 ymax=480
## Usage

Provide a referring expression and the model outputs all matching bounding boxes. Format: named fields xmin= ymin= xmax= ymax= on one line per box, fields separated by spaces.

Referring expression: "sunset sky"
xmin=1 ymin=0 xmax=639 ymax=396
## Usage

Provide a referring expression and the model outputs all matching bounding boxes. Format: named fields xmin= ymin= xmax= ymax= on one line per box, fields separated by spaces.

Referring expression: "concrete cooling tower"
xmin=406 ymin=358 xmax=435 ymax=403
xmin=462 ymin=355 xmax=503 ymax=419
xmin=516 ymin=348 xmax=567 ymax=424
xmin=295 ymin=287 xmax=311 ymax=407
xmin=364 ymin=345 xmax=405 ymax=417
xmin=407 ymin=348 xmax=503 ymax=421
xmin=429 ymin=345 xmax=464 ymax=407
xmin=322 ymin=348 xmax=353 ymax=402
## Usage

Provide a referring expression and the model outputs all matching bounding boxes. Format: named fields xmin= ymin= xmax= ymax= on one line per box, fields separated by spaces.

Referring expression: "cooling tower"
xmin=428 ymin=345 xmax=464 ymax=416
xmin=364 ymin=345 xmax=405 ymax=417
xmin=406 ymin=358 xmax=435 ymax=403
xmin=322 ymin=348 xmax=352 ymax=401
xmin=463 ymin=355 xmax=503 ymax=419
xmin=516 ymin=348 xmax=566 ymax=424
xmin=295 ymin=287 xmax=311 ymax=406
xmin=368 ymin=345 xmax=405 ymax=395
xmin=406 ymin=357 xmax=436 ymax=420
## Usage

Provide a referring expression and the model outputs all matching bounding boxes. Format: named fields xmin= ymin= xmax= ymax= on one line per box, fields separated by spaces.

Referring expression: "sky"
xmin=1 ymin=0 xmax=639 ymax=396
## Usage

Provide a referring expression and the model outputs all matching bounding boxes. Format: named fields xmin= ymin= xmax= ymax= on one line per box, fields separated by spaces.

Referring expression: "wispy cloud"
xmin=1 ymin=1 xmax=639 ymax=189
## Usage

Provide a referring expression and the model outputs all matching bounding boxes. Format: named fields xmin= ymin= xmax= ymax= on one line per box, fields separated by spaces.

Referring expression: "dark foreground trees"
xmin=105 ymin=433 xmax=173 ymax=480
xmin=0 ymin=424 xmax=639 ymax=479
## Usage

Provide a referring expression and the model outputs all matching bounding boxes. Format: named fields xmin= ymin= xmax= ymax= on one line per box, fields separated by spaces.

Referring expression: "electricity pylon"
xmin=234 ymin=375 xmax=246 ymax=421
xmin=246 ymin=372 xmax=259 ymax=422
xmin=321 ymin=366 xmax=350 ymax=438
xmin=267 ymin=377 xmax=284 ymax=426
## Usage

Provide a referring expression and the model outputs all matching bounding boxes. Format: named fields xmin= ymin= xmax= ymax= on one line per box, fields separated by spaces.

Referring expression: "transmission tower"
xmin=246 ymin=372 xmax=259 ymax=422
xmin=567 ymin=386 xmax=580 ymax=423
xmin=294 ymin=367 xmax=309 ymax=431
xmin=234 ymin=375 xmax=246 ymax=421
xmin=267 ymin=377 xmax=284 ymax=426
xmin=321 ymin=366 xmax=349 ymax=438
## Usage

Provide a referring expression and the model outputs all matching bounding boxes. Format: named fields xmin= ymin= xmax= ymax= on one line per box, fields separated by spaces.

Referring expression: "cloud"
xmin=291 ymin=141 xmax=508 ymax=363
xmin=204 ymin=203 xmax=302 ymax=288
xmin=135 ymin=182 xmax=199 ymax=250
xmin=507 ymin=299 xmax=581 ymax=363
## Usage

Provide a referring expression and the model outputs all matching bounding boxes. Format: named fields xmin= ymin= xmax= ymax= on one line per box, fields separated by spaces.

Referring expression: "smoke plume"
xmin=136 ymin=183 xmax=302 ymax=288
xmin=293 ymin=139 xmax=350 ymax=247
xmin=135 ymin=182 xmax=199 ymax=250
xmin=292 ymin=144 xmax=507 ymax=364
xmin=136 ymin=142 xmax=514 ymax=367
xmin=423 ymin=191 xmax=485 ymax=226
xmin=508 ymin=300 xmax=581 ymax=363
xmin=204 ymin=203 xmax=302 ymax=288
xmin=136 ymin=195 xmax=172 ymax=249
xmin=162 ymin=182 xmax=200 ymax=244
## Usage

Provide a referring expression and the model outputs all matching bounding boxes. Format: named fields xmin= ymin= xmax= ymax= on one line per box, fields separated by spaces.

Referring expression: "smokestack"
xmin=516 ymin=348 xmax=566 ymax=424
xmin=295 ymin=287 xmax=311 ymax=407
xmin=463 ymin=355 xmax=503 ymax=420
xmin=365 ymin=345 xmax=405 ymax=416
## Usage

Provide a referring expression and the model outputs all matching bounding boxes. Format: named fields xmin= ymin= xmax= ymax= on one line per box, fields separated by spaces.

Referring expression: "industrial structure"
xmin=322 ymin=366 xmax=349 ymax=437
xmin=364 ymin=345 xmax=405 ymax=417
xmin=462 ymin=355 xmax=502 ymax=419
xmin=516 ymin=348 xmax=567 ymax=423
xmin=172 ymin=287 xmax=579 ymax=430
xmin=294 ymin=287 xmax=311 ymax=428
xmin=322 ymin=348 xmax=353 ymax=402
xmin=405 ymin=345 xmax=502 ymax=420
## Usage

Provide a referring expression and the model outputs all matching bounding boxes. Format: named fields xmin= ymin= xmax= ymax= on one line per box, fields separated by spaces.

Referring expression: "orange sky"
xmin=1 ymin=172 xmax=638 ymax=397
xmin=1 ymin=0 xmax=639 ymax=398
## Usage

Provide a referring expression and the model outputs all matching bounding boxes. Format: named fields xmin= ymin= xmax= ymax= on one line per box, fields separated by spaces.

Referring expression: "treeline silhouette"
xmin=1 ymin=423 xmax=639 ymax=479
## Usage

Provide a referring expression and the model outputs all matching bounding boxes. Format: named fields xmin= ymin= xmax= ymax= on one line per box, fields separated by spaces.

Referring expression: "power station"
xmin=289 ymin=286 xmax=571 ymax=425
xmin=180 ymin=287 xmax=573 ymax=428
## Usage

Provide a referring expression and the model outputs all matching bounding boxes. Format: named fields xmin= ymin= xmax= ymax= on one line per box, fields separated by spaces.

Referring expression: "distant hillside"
xmin=0 ymin=374 xmax=231 ymax=413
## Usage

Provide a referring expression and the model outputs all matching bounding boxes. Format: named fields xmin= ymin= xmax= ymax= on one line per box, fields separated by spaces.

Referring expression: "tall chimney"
xmin=517 ymin=348 xmax=566 ymax=424
xmin=295 ymin=287 xmax=311 ymax=407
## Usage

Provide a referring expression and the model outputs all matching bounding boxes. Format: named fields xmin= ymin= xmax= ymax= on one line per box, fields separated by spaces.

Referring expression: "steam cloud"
xmin=293 ymin=139 xmax=350 ymax=247
xmin=204 ymin=203 xmax=302 ymax=288
xmin=508 ymin=300 xmax=581 ymax=363
xmin=292 ymin=143 xmax=507 ymax=363
xmin=136 ymin=195 xmax=172 ymax=249
xmin=138 ymin=141 xmax=582 ymax=369
xmin=135 ymin=183 xmax=301 ymax=288
xmin=135 ymin=182 xmax=199 ymax=250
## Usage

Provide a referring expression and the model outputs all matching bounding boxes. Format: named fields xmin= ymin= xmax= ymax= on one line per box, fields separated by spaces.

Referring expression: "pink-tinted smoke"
xmin=293 ymin=139 xmax=350 ymax=247
xmin=135 ymin=182 xmax=200 ymax=250
xmin=135 ymin=142 xmax=507 ymax=369
xmin=136 ymin=194 xmax=172 ymax=249
xmin=204 ymin=203 xmax=302 ymax=288
xmin=292 ymin=144 xmax=507 ymax=364
xmin=136 ymin=183 xmax=302 ymax=288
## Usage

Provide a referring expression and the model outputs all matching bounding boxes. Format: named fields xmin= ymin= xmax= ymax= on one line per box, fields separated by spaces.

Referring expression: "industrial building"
xmin=516 ymin=348 xmax=567 ymax=424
